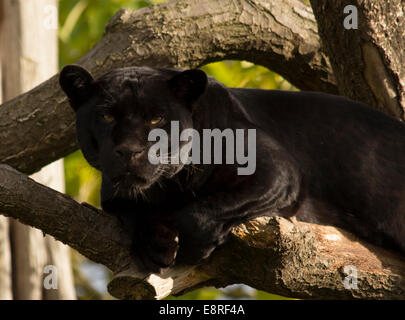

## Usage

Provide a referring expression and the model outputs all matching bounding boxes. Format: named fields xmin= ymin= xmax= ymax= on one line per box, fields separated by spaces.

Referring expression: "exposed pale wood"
xmin=1 ymin=165 xmax=404 ymax=299
xmin=108 ymin=265 xmax=212 ymax=300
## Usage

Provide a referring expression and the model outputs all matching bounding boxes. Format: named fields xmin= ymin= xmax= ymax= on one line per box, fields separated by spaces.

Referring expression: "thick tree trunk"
xmin=1 ymin=0 xmax=75 ymax=300
xmin=310 ymin=0 xmax=405 ymax=118
xmin=1 ymin=165 xmax=405 ymax=300
xmin=0 ymin=0 xmax=336 ymax=175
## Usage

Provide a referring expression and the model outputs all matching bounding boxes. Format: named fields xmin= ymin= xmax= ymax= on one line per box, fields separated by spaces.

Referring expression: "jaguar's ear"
xmin=59 ymin=65 xmax=95 ymax=111
xmin=168 ymin=69 xmax=207 ymax=104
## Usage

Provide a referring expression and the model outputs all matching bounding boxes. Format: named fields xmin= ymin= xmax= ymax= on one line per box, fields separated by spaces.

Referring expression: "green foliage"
xmin=64 ymin=150 xmax=101 ymax=206
xmin=202 ymin=61 xmax=295 ymax=91
xmin=165 ymin=287 xmax=223 ymax=300
xmin=165 ymin=286 xmax=294 ymax=300
xmin=255 ymin=290 xmax=294 ymax=300
xmin=59 ymin=0 xmax=294 ymax=300
xmin=59 ymin=0 xmax=155 ymax=67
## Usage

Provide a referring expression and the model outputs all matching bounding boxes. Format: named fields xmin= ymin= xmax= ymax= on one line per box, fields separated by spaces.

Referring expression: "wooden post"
xmin=1 ymin=0 xmax=75 ymax=299
xmin=0 ymin=0 xmax=13 ymax=301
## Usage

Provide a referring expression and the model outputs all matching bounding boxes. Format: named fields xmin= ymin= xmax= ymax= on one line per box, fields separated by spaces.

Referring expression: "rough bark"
xmin=0 ymin=0 xmax=336 ymax=175
xmin=0 ymin=165 xmax=132 ymax=273
xmin=310 ymin=0 xmax=405 ymax=118
xmin=1 ymin=165 xmax=404 ymax=300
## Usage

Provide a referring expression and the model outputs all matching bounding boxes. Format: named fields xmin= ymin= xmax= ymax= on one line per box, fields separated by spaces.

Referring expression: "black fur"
xmin=60 ymin=65 xmax=405 ymax=273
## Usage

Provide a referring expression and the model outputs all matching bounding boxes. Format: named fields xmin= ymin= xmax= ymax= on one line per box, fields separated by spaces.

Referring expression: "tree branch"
xmin=0 ymin=0 xmax=336 ymax=175
xmin=310 ymin=0 xmax=405 ymax=118
xmin=0 ymin=164 xmax=132 ymax=272
xmin=1 ymin=164 xmax=404 ymax=300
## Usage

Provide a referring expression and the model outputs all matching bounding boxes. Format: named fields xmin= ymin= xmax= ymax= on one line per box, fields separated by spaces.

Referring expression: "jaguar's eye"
xmin=150 ymin=117 xmax=162 ymax=125
xmin=103 ymin=114 xmax=115 ymax=123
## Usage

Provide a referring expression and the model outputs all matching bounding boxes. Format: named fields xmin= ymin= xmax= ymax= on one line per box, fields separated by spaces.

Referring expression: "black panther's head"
xmin=59 ymin=65 xmax=207 ymax=200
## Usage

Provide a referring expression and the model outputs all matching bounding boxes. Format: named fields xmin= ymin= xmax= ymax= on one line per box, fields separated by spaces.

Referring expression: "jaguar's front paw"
xmin=175 ymin=216 xmax=233 ymax=265
xmin=134 ymin=220 xmax=179 ymax=274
